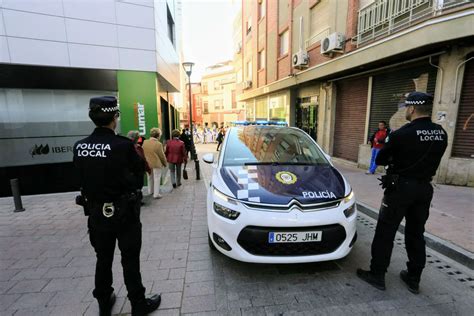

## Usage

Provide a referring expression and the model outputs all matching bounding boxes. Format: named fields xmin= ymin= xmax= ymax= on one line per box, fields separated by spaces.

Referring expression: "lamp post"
xmin=182 ymin=62 xmax=200 ymax=180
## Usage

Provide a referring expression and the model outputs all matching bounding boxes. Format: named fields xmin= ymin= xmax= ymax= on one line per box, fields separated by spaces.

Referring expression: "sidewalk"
xmin=333 ymin=160 xmax=474 ymax=254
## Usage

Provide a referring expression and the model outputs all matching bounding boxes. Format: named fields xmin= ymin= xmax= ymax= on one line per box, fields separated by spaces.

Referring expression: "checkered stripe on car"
xmin=236 ymin=166 xmax=260 ymax=203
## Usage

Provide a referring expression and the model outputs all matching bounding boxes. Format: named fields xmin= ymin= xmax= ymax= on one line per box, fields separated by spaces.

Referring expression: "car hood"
xmin=219 ymin=164 xmax=346 ymax=205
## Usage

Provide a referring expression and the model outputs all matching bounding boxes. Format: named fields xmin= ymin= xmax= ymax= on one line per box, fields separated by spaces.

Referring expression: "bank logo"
xmin=30 ymin=144 xmax=50 ymax=156
xmin=134 ymin=102 xmax=146 ymax=135
xmin=30 ymin=144 xmax=73 ymax=157
xmin=275 ymin=171 xmax=297 ymax=185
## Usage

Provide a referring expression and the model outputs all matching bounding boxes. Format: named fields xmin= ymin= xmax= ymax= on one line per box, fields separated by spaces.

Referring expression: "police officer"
xmin=357 ymin=92 xmax=447 ymax=294
xmin=73 ymin=96 xmax=161 ymax=315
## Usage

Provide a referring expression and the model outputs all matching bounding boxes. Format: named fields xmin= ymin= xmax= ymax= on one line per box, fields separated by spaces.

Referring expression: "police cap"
xmin=89 ymin=96 xmax=119 ymax=113
xmin=400 ymin=91 xmax=434 ymax=108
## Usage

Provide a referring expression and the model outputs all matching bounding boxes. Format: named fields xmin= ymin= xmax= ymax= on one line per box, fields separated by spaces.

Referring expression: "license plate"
xmin=268 ymin=231 xmax=322 ymax=243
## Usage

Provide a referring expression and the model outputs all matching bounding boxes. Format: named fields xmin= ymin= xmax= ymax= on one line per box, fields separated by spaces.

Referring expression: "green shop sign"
xmin=117 ymin=70 xmax=159 ymax=138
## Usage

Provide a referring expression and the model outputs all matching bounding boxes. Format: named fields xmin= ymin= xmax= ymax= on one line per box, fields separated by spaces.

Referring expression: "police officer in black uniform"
xmin=73 ymin=96 xmax=161 ymax=315
xmin=357 ymin=92 xmax=447 ymax=294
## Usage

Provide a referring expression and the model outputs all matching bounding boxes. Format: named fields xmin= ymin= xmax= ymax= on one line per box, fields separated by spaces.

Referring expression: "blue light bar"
xmin=231 ymin=120 xmax=288 ymax=126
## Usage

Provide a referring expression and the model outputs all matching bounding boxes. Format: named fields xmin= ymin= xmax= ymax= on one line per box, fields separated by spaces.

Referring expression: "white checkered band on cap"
xmin=101 ymin=106 xmax=119 ymax=112
xmin=405 ymin=100 xmax=426 ymax=105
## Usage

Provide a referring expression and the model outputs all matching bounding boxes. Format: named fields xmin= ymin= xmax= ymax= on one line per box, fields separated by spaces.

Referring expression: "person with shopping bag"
xmin=165 ymin=129 xmax=187 ymax=188
xmin=142 ymin=128 xmax=167 ymax=198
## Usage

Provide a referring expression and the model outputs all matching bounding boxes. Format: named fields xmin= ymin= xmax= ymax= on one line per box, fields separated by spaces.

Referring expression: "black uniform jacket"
xmin=375 ymin=117 xmax=448 ymax=181
xmin=73 ymin=127 xmax=142 ymax=202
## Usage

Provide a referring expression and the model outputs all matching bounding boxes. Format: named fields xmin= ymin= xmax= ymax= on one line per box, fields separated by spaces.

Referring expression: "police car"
xmin=202 ymin=121 xmax=357 ymax=263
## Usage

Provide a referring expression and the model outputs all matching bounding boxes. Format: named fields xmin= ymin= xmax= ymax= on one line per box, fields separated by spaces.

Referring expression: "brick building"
xmin=237 ymin=0 xmax=474 ymax=186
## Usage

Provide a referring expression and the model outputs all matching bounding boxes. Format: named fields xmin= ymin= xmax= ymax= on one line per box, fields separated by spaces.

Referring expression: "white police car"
xmin=202 ymin=122 xmax=357 ymax=263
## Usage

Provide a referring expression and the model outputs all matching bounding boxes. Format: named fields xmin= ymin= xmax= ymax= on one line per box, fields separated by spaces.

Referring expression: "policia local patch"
xmin=75 ymin=143 xmax=112 ymax=158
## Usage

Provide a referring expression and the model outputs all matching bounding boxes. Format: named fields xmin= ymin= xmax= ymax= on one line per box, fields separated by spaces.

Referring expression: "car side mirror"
xmin=202 ymin=153 xmax=214 ymax=164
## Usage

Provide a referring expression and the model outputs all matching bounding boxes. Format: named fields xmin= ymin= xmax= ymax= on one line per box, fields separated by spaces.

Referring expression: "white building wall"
xmin=0 ymin=0 xmax=181 ymax=76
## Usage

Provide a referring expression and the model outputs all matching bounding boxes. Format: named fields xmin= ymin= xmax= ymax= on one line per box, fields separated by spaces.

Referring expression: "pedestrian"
xmin=127 ymin=131 xmax=151 ymax=205
xmin=73 ymin=96 xmax=161 ymax=316
xmin=180 ymin=126 xmax=192 ymax=157
xmin=142 ymin=128 xmax=167 ymax=199
xmin=366 ymin=121 xmax=391 ymax=175
xmin=216 ymin=127 xmax=225 ymax=151
xmin=165 ymin=129 xmax=187 ymax=188
xmin=357 ymin=92 xmax=447 ymax=294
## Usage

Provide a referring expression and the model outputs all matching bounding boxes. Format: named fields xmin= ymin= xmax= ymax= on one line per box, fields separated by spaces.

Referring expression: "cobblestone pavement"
xmin=0 ymin=144 xmax=473 ymax=315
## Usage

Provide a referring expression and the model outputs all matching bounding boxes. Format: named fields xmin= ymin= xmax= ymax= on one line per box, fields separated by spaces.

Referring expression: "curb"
xmin=356 ymin=201 xmax=474 ymax=270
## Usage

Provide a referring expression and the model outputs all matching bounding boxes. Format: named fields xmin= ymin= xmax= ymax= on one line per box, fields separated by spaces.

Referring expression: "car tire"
xmin=208 ymin=232 xmax=217 ymax=251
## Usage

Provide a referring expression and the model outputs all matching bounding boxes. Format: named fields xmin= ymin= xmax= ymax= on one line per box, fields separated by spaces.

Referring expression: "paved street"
xmin=333 ymin=161 xmax=474 ymax=253
xmin=0 ymin=143 xmax=473 ymax=315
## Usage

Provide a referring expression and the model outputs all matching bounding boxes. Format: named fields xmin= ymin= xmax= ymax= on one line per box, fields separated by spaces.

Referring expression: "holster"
xmin=75 ymin=194 xmax=90 ymax=216
xmin=379 ymin=174 xmax=400 ymax=190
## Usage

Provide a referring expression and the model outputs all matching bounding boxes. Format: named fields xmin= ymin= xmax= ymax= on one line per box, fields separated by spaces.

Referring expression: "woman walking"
xmin=143 ymin=128 xmax=167 ymax=198
xmin=127 ymin=130 xmax=151 ymax=204
xmin=165 ymin=129 xmax=187 ymax=188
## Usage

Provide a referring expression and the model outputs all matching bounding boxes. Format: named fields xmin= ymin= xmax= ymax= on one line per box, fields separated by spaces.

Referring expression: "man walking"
xmin=73 ymin=96 xmax=161 ymax=315
xmin=357 ymin=92 xmax=447 ymax=294
xmin=366 ymin=121 xmax=391 ymax=174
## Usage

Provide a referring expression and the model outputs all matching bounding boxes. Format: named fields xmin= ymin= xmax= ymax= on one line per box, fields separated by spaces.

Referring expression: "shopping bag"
xmin=183 ymin=162 xmax=188 ymax=180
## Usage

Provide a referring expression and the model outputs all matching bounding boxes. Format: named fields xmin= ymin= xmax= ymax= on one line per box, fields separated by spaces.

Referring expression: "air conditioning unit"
xmin=320 ymin=32 xmax=345 ymax=55
xmin=243 ymin=80 xmax=252 ymax=89
xmin=292 ymin=50 xmax=309 ymax=69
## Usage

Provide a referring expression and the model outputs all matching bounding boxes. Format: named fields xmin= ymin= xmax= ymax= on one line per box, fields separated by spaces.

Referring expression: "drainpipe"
xmin=453 ymin=56 xmax=474 ymax=103
xmin=428 ymin=56 xmax=443 ymax=104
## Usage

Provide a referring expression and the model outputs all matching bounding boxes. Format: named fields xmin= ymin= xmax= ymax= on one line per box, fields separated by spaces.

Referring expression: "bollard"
xmin=195 ymin=158 xmax=201 ymax=180
xmin=10 ymin=179 xmax=25 ymax=212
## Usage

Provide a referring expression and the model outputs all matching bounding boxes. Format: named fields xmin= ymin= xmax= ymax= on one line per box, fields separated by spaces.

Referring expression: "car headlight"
xmin=213 ymin=187 xmax=237 ymax=205
xmin=343 ymin=190 xmax=354 ymax=204
xmin=343 ymin=190 xmax=356 ymax=218
xmin=344 ymin=204 xmax=356 ymax=218
xmin=213 ymin=202 xmax=240 ymax=220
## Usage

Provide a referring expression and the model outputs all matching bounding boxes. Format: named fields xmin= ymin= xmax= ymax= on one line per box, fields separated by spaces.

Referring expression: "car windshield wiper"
xmin=244 ymin=162 xmax=324 ymax=166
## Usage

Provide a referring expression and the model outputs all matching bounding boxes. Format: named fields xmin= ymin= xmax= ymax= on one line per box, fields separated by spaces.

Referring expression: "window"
xmin=258 ymin=0 xmax=265 ymax=20
xmin=232 ymin=90 xmax=237 ymax=109
xmin=167 ymin=5 xmax=175 ymax=46
xmin=258 ymin=50 xmax=265 ymax=70
xmin=222 ymin=127 xmax=330 ymax=166
xmin=214 ymin=80 xmax=222 ymax=91
xmin=202 ymin=83 xmax=208 ymax=94
xmin=214 ymin=99 xmax=223 ymax=110
xmin=246 ymin=18 xmax=252 ymax=35
xmin=237 ymin=69 xmax=243 ymax=83
xmin=246 ymin=60 xmax=252 ymax=80
xmin=203 ymin=101 xmax=209 ymax=114
xmin=279 ymin=30 xmax=289 ymax=56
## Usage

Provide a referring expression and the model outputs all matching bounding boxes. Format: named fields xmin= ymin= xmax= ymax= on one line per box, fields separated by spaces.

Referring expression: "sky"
xmin=181 ymin=0 xmax=238 ymax=82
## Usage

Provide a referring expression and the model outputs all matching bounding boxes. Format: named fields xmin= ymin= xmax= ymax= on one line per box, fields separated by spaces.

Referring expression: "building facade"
xmin=0 ymin=0 xmax=183 ymax=197
xmin=199 ymin=61 xmax=245 ymax=128
xmin=237 ymin=0 xmax=474 ymax=186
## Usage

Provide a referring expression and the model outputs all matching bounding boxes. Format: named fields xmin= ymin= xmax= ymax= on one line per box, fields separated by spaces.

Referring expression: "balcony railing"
xmin=356 ymin=0 xmax=472 ymax=46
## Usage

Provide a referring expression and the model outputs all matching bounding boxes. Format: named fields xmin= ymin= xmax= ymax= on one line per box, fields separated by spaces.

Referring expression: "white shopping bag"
xmin=160 ymin=165 xmax=173 ymax=193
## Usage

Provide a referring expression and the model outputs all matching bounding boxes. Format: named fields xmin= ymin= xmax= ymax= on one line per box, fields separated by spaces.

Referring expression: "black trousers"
xmin=370 ymin=179 xmax=433 ymax=281
xmin=89 ymin=220 xmax=146 ymax=303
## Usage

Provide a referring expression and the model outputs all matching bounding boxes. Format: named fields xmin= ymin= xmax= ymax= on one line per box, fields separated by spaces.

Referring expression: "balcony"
xmin=356 ymin=0 xmax=472 ymax=46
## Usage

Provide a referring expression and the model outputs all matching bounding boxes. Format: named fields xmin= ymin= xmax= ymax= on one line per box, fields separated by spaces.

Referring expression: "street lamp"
xmin=182 ymin=61 xmax=200 ymax=180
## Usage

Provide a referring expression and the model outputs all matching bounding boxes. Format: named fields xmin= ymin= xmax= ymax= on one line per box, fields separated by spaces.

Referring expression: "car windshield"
xmin=222 ymin=126 xmax=330 ymax=166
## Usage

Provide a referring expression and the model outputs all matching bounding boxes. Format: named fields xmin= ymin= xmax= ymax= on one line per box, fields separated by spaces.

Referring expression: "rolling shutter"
xmin=452 ymin=57 xmax=474 ymax=158
xmin=369 ymin=62 xmax=438 ymax=133
xmin=333 ymin=77 xmax=369 ymax=162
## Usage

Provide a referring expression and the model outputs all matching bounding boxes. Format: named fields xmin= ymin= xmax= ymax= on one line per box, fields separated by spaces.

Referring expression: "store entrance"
xmin=295 ymin=97 xmax=318 ymax=141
